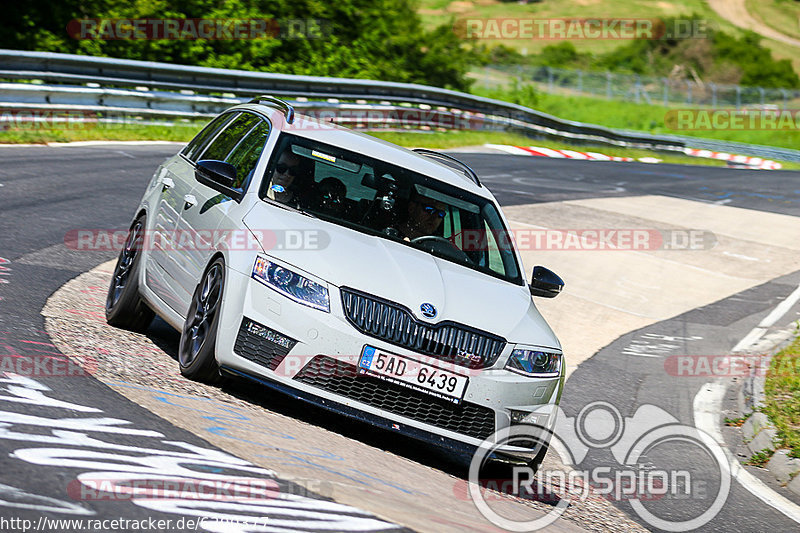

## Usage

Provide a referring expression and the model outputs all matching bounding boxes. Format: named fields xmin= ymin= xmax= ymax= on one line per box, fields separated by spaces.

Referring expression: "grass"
xmin=418 ymin=0 xmax=725 ymax=55
xmin=745 ymin=448 xmax=775 ymax=467
xmin=0 ymin=120 xmax=207 ymax=144
xmin=725 ymin=414 xmax=751 ymax=427
xmin=763 ymin=333 xmax=800 ymax=458
xmin=3 ymin=118 xmax=799 ymax=169
xmin=471 ymin=85 xmax=800 ymax=153
xmin=368 ymin=130 xmax=773 ymax=167
xmin=418 ymin=0 xmax=800 ymax=75
xmin=746 ymin=0 xmax=800 ymax=41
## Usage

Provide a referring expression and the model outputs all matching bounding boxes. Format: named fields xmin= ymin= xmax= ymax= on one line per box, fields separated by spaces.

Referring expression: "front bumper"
xmin=215 ymin=268 xmax=563 ymax=452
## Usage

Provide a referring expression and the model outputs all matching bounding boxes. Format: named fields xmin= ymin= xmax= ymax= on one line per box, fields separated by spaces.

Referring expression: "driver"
xmin=397 ymin=192 xmax=447 ymax=241
xmin=266 ymin=148 xmax=311 ymax=205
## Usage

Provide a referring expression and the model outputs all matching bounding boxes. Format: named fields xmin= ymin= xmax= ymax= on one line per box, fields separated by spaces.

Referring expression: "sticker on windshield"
xmin=311 ymin=150 xmax=337 ymax=163
xmin=271 ymin=184 xmax=286 ymax=193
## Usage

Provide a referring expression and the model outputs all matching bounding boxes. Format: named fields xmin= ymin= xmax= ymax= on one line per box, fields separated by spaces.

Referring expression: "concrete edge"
xmin=734 ymin=325 xmax=800 ymax=492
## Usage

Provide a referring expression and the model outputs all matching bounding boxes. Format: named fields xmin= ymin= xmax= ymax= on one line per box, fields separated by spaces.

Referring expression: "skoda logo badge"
xmin=420 ymin=303 xmax=437 ymax=319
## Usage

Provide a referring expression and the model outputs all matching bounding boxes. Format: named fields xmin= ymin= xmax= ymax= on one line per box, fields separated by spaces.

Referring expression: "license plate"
xmin=358 ymin=346 xmax=469 ymax=404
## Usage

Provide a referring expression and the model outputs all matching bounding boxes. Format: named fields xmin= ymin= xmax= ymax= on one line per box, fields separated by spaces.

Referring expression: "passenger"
xmin=397 ymin=192 xmax=447 ymax=240
xmin=312 ymin=177 xmax=347 ymax=217
xmin=266 ymin=148 xmax=311 ymax=205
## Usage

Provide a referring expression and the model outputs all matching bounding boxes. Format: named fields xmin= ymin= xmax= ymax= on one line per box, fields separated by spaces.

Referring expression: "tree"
xmin=0 ymin=0 xmax=476 ymax=90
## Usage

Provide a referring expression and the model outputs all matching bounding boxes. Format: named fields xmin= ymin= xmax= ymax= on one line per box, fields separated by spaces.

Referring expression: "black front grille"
xmin=233 ymin=318 xmax=297 ymax=371
xmin=295 ymin=355 xmax=496 ymax=441
xmin=340 ymin=288 xmax=506 ymax=369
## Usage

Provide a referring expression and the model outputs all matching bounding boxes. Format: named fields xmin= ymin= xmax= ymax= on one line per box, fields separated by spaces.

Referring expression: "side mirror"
xmin=529 ymin=266 xmax=564 ymax=298
xmin=196 ymin=160 xmax=242 ymax=200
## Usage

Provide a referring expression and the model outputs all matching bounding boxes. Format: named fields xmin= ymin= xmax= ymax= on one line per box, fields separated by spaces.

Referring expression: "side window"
xmin=225 ymin=120 xmax=270 ymax=189
xmin=198 ymin=113 xmax=261 ymax=162
xmin=483 ymin=220 xmax=504 ymax=274
xmin=182 ymin=113 xmax=237 ymax=162
xmin=198 ymin=112 xmax=270 ymax=190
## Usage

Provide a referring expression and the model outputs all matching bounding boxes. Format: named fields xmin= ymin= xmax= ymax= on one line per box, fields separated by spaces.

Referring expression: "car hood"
xmin=243 ymin=205 xmax=560 ymax=348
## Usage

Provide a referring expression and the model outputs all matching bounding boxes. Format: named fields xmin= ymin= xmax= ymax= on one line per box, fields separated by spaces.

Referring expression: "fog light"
xmin=509 ymin=410 xmax=548 ymax=426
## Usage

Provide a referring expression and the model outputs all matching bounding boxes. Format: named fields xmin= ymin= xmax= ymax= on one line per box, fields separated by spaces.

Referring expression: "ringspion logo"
xmin=468 ymin=402 xmax=730 ymax=531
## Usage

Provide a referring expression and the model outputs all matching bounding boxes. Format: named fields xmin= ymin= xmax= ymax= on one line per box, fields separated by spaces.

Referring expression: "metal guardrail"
xmin=1 ymin=49 xmax=799 ymax=163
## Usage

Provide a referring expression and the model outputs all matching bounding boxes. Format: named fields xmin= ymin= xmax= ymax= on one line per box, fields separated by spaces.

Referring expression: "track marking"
xmin=694 ymin=381 xmax=800 ymax=523
xmin=695 ymin=282 xmax=800 ymax=523
xmin=732 ymin=283 xmax=800 ymax=353
xmin=722 ymin=251 xmax=761 ymax=262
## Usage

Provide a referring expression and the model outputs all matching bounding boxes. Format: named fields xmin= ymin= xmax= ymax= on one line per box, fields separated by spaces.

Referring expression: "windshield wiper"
xmin=265 ymin=199 xmax=318 ymax=218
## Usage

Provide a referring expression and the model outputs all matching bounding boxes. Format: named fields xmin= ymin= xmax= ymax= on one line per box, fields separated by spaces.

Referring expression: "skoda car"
xmin=106 ymin=96 xmax=566 ymax=464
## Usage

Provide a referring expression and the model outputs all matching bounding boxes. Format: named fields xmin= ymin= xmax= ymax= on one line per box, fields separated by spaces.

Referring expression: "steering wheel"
xmin=410 ymin=235 xmax=472 ymax=263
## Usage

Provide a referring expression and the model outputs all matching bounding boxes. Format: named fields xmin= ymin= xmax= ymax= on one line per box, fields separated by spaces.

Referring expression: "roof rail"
xmin=248 ymin=95 xmax=295 ymax=124
xmin=412 ymin=148 xmax=481 ymax=187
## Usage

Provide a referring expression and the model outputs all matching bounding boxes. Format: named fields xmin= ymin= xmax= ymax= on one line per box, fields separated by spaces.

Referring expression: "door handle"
xmin=161 ymin=177 xmax=175 ymax=191
xmin=183 ymin=194 xmax=197 ymax=210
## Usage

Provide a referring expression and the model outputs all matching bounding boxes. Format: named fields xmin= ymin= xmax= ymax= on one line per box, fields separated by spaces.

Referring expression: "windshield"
xmin=259 ymin=133 xmax=522 ymax=284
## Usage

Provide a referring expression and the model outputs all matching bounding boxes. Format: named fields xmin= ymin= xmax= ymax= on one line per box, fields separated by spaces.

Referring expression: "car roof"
xmin=236 ymin=103 xmax=493 ymax=200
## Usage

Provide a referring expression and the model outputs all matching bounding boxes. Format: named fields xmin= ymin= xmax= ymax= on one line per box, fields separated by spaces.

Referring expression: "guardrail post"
xmin=577 ymin=69 xmax=583 ymax=94
xmin=634 ymin=74 xmax=641 ymax=103
xmin=710 ymin=82 xmax=717 ymax=109
xmin=736 ymin=85 xmax=741 ymax=110
xmin=547 ymin=67 xmax=554 ymax=92
xmin=606 ymin=71 xmax=612 ymax=99
xmin=759 ymin=87 xmax=765 ymax=106
xmin=781 ymin=89 xmax=788 ymax=111
xmin=662 ymin=78 xmax=669 ymax=107
xmin=686 ymin=80 xmax=692 ymax=105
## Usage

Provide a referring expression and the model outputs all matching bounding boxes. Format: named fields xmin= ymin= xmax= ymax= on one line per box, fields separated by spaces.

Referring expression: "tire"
xmin=178 ymin=257 xmax=225 ymax=383
xmin=105 ymin=216 xmax=155 ymax=332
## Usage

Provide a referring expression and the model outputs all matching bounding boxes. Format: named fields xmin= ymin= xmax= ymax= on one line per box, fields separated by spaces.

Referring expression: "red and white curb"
xmin=485 ymin=143 xmax=783 ymax=170
xmin=485 ymin=143 xmax=636 ymax=161
xmin=683 ymin=148 xmax=782 ymax=170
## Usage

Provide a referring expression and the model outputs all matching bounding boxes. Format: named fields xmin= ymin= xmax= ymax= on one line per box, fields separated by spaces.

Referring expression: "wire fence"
xmin=475 ymin=65 xmax=800 ymax=109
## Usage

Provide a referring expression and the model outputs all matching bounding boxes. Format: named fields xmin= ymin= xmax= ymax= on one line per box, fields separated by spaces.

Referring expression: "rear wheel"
xmin=105 ymin=216 xmax=154 ymax=332
xmin=179 ymin=258 xmax=225 ymax=383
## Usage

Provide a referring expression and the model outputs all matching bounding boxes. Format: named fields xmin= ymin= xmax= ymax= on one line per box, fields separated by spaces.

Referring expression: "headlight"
xmin=252 ymin=256 xmax=330 ymax=312
xmin=506 ymin=349 xmax=561 ymax=377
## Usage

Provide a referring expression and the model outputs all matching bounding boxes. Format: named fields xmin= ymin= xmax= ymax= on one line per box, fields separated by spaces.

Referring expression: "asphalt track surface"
xmin=1 ymin=143 xmax=800 ymax=531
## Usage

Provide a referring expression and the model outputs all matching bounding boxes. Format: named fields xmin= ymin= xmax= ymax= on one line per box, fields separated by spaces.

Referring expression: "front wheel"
xmin=178 ymin=258 xmax=225 ymax=383
xmin=105 ymin=215 xmax=155 ymax=332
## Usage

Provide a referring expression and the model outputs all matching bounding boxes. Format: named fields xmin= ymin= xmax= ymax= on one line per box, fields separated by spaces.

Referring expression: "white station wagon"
xmin=106 ymin=96 xmax=565 ymax=466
